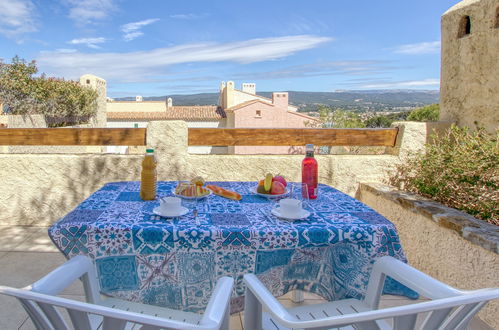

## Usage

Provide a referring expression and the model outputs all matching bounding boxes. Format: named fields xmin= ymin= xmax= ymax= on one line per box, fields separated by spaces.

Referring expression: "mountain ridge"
xmin=113 ymin=90 xmax=439 ymax=112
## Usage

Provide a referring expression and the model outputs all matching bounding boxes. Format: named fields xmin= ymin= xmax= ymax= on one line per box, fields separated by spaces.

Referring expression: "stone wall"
xmin=358 ymin=183 xmax=498 ymax=329
xmin=0 ymin=120 xmax=434 ymax=228
xmin=440 ymin=0 xmax=499 ymax=134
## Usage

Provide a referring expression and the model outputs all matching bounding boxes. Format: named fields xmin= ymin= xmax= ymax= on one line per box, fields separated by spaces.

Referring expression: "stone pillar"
xmin=146 ymin=121 xmax=194 ymax=180
xmin=80 ymin=74 xmax=107 ymax=128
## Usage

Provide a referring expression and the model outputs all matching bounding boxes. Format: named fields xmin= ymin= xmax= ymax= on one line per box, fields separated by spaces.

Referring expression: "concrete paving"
xmin=0 ymin=225 xmax=492 ymax=329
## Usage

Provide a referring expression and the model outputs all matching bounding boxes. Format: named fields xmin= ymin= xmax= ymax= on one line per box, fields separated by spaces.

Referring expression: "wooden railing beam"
xmin=188 ymin=128 xmax=398 ymax=147
xmin=0 ymin=128 xmax=147 ymax=146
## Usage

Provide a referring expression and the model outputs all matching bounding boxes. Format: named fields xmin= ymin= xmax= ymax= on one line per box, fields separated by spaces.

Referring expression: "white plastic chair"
xmin=0 ymin=255 xmax=234 ymax=330
xmin=244 ymin=256 xmax=499 ymax=330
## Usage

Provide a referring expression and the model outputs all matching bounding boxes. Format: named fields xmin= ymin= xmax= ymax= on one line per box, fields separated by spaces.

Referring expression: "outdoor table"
xmin=48 ymin=181 xmax=416 ymax=313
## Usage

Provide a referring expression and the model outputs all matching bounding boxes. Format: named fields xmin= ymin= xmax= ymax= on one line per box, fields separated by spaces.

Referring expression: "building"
xmin=106 ymin=81 xmax=317 ymax=154
xmin=440 ymin=0 xmax=499 ymax=134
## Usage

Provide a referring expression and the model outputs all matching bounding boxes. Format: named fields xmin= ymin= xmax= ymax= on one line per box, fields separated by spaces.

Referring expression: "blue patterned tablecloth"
xmin=48 ymin=181 xmax=416 ymax=313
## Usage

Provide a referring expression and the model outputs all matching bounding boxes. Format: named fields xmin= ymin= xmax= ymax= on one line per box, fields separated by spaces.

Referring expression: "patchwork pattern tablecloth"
xmin=48 ymin=181 xmax=416 ymax=313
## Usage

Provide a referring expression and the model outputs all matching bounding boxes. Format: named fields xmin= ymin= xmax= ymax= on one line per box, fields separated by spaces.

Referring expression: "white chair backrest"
xmin=0 ymin=256 xmax=233 ymax=330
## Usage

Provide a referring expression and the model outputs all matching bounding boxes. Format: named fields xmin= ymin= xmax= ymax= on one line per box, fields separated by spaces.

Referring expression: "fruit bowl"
xmin=252 ymin=185 xmax=289 ymax=199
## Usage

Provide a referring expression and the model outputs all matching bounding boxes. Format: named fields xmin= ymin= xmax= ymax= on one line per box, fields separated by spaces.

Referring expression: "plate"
xmin=271 ymin=207 xmax=310 ymax=221
xmin=153 ymin=206 xmax=189 ymax=218
xmin=252 ymin=186 xmax=290 ymax=199
xmin=172 ymin=189 xmax=212 ymax=200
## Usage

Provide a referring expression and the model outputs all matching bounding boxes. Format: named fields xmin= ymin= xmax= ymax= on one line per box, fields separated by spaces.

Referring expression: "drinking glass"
xmin=181 ymin=183 xmax=199 ymax=223
xmin=300 ymin=183 xmax=310 ymax=210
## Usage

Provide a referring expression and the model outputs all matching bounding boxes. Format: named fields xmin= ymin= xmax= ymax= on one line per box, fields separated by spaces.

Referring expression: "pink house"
xmin=221 ymin=81 xmax=317 ymax=154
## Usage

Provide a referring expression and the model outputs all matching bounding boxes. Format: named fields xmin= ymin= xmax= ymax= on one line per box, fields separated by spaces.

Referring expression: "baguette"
xmin=206 ymin=185 xmax=242 ymax=201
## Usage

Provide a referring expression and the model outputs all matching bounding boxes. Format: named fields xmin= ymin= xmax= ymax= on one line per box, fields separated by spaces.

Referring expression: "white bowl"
xmin=252 ymin=185 xmax=289 ymax=199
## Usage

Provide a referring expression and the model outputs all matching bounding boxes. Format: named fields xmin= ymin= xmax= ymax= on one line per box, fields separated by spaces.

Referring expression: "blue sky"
xmin=0 ymin=0 xmax=459 ymax=97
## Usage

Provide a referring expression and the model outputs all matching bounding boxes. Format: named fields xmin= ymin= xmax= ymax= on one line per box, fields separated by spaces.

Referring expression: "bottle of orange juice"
xmin=140 ymin=149 xmax=157 ymax=200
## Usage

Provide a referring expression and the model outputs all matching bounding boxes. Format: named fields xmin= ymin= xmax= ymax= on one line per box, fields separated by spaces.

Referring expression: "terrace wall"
xmin=0 ymin=121 xmax=438 ymax=228
xmin=358 ymin=183 xmax=499 ymax=329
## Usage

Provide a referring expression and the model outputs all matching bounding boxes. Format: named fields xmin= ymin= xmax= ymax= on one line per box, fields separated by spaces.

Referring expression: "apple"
xmin=272 ymin=175 xmax=287 ymax=187
xmin=270 ymin=181 xmax=286 ymax=195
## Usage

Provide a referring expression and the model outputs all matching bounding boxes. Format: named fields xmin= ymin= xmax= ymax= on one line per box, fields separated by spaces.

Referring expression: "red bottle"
xmin=302 ymin=144 xmax=318 ymax=199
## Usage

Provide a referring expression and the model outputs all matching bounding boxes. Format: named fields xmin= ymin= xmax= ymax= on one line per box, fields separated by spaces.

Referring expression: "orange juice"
xmin=140 ymin=149 xmax=157 ymax=200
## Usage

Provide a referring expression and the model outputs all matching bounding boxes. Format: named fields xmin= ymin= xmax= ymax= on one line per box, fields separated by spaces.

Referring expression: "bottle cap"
xmin=146 ymin=148 xmax=154 ymax=153
xmin=305 ymin=144 xmax=314 ymax=151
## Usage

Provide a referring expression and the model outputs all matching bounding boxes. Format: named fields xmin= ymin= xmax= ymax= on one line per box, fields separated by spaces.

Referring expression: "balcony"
xmin=0 ymin=121 xmax=496 ymax=329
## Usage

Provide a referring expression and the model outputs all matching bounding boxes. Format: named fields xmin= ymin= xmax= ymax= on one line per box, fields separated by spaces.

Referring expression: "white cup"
xmin=278 ymin=198 xmax=302 ymax=217
xmin=160 ymin=197 xmax=182 ymax=213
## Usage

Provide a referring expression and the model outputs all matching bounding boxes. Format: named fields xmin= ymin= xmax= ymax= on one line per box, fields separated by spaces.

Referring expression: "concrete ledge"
xmin=358 ymin=182 xmax=498 ymax=328
xmin=359 ymin=183 xmax=499 ymax=254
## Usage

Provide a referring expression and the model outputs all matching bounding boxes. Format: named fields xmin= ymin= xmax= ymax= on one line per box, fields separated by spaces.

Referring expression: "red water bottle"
xmin=302 ymin=144 xmax=318 ymax=199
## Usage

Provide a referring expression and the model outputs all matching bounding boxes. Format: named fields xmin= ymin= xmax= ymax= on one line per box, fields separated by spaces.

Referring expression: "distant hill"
xmin=114 ymin=90 xmax=439 ymax=113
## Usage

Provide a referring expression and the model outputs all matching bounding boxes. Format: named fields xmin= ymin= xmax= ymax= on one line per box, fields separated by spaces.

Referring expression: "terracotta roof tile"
xmin=107 ymin=106 xmax=226 ymax=121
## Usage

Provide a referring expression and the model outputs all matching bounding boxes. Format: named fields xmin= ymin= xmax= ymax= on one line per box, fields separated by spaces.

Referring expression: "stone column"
xmin=79 ymin=74 xmax=107 ymax=128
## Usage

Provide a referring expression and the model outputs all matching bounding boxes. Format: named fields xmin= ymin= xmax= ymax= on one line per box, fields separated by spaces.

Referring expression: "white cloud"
xmin=54 ymin=48 xmax=77 ymax=53
xmin=170 ymin=13 xmax=208 ymax=20
xmin=68 ymin=37 xmax=107 ymax=49
xmin=362 ymin=79 xmax=440 ymax=89
xmin=233 ymin=60 xmax=389 ymax=80
xmin=0 ymin=0 xmax=37 ymax=38
xmin=65 ymin=0 xmax=115 ymax=25
xmin=37 ymin=35 xmax=332 ymax=82
xmin=393 ymin=41 xmax=441 ymax=54
xmin=121 ymin=18 xmax=159 ymax=41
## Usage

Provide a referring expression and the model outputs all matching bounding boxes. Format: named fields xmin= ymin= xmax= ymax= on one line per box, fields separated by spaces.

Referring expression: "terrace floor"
xmin=0 ymin=225 xmax=492 ymax=330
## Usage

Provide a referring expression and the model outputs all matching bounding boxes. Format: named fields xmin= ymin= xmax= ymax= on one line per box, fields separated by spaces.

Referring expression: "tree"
xmin=317 ymin=106 xmax=365 ymax=128
xmin=407 ymin=104 xmax=439 ymax=121
xmin=364 ymin=112 xmax=410 ymax=128
xmin=0 ymin=56 xmax=97 ymax=126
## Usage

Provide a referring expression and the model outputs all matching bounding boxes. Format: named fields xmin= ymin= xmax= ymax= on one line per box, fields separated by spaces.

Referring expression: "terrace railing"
xmin=0 ymin=127 xmax=398 ymax=147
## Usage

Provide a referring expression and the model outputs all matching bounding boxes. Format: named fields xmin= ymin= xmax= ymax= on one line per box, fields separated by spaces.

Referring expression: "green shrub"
xmin=389 ymin=125 xmax=498 ymax=225
xmin=0 ymin=56 xmax=97 ymax=126
xmin=407 ymin=104 xmax=439 ymax=121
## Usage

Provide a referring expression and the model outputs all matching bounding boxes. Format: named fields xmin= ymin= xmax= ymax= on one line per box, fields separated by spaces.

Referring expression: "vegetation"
xmin=317 ymin=106 xmax=365 ymax=128
xmin=0 ymin=56 xmax=97 ymax=126
xmin=407 ymin=104 xmax=439 ymax=121
xmin=389 ymin=125 xmax=498 ymax=225
xmin=364 ymin=112 xmax=410 ymax=128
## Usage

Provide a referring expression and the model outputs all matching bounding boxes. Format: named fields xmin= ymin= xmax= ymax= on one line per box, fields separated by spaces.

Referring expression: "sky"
xmin=0 ymin=0 xmax=460 ymax=97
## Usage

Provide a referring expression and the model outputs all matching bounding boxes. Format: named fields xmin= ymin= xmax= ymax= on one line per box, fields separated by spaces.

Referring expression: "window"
xmin=458 ymin=15 xmax=471 ymax=38
xmin=86 ymin=79 xmax=91 ymax=84
xmin=255 ymin=110 xmax=261 ymax=117
xmin=134 ymin=123 xmax=139 ymax=128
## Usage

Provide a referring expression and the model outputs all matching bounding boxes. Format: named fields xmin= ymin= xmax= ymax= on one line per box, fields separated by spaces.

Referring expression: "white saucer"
xmin=271 ymin=207 xmax=310 ymax=220
xmin=153 ymin=206 xmax=189 ymax=218
xmin=252 ymin=186 xmax=290 ymax=199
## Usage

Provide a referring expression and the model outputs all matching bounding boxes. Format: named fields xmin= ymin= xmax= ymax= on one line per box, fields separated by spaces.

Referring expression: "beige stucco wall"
xmin=358 ymin=184 xmax=498 ymax=329
xmin=0 ymin=120 xmax=433 ymax=228
xmin=80 ymin=74 xmax=107 ymax=128
xmin=106 ymin=101 xmax=166 ymax=113
xmin=440 ymin=0 xmax=499 ymax=133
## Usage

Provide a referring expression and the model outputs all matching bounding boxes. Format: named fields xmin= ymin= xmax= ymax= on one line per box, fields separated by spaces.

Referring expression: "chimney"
xmin=167 ymin=97 xmax=173 ymax=108
xmin=272 ymin=92 xmax=288 ymax=109
xmin=242 ymin=83 xmax=256 ymax=95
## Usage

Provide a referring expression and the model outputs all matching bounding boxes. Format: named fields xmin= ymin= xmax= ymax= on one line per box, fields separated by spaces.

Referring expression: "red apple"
xmin=270 ymin=181 xmax=286 ymax=195
xmin=272 ymin=175 xmax=287 ymax=187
